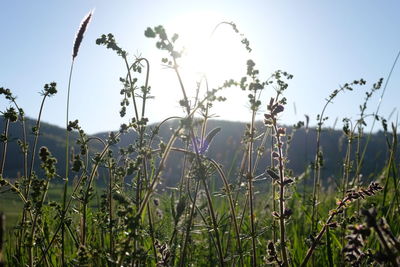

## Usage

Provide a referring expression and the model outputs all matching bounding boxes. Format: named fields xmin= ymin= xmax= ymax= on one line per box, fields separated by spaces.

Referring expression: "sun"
xmin=168 ymin=11 xmax=250 ymax=87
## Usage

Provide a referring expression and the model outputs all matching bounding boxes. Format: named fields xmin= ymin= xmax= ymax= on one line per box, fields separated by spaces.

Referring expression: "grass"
xmin=0 ymin=184 xmax=102 ymax=231
xmin=0 ymin=15 xmax=399 ymax=267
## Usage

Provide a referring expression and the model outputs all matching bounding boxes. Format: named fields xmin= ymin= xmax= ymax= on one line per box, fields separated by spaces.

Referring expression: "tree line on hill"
xmin=1 ymin=117 xmax=396 ymax=189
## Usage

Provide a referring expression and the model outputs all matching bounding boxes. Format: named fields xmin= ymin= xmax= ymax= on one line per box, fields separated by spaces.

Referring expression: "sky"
xmin=1 ymin=1 xmax=400 ymax=134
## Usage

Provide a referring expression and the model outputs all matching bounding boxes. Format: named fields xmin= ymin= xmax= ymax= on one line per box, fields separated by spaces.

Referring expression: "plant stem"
xmin=272 ymin=122 xmax=289 ymax=267
xmin=108 ymin=160 xmax=114 ymax=261
xmin=0 ymin=119 xmax=9 ymax=177
xmin=248 ymin=91 xmax=257 ymax=267
xmin=62 ymin=59 xmax=75 ymax=267
xmin=179 ymin=180 xmax=200 ymax=267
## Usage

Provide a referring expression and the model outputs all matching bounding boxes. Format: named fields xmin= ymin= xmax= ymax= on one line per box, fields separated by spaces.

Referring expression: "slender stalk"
xmin=108 ymin=160 xmax=114 ymax=260
xmin=29 ymin=180 xmax=50 ymax=267
xmin=272 ymin=122 xmax=289 ymax=267
xmin=123 ymin=56 xmax=139 ymax=122
xmin=62 ymin=59 xmax=74 ymax=267
xmin=139 ymin=58 xmax=150 ymax=119
xmin=0 ymin=119 xmax=9 ymax=177
xmin=355 ymin=49 xmax=400 ymax=198
xmin=247 ymin=90 xmax=257 ymax=267
xmin=310 ymin=83 xmax=351 ymax=235
xmin=27 ymin=91 xmax=51 ymax=187
xmin=169 ymin=141 xmax=189 ymax=266
xmin=65 ymin=61 xmax=74 ymax=182
xmin=10 ymin=101 xmax=28 ymax=182
xmin=146 ymin=202 xmax=158 ymax=264
xmin=209 ymin=158 xmax=243 ymax=266
xmin=271 ymin=131 xmax=277 ymax=243
xmin=201 ymin=178 xmax=225 ymax=266
xmin=300 ymin=215 xmax=335 ymax=267
xmin=340 ymin=131 xmax=352 ymax=266
xmin=136 ymin=96 xmax=208 ymax=218
xmin=355 ymin=125 xmax=362 ymax=215
xmin=179 ymin=181 xmax=200 ymax=267
xmin=252 ymin=128 xmax=271 ymax=174
xmin=1 ymin=179 xmax=30 ymax=207
xmin=38 ymin=137 xmax=115 ymax=265
xmin=170 ymin=55 xmax=226 ymax=265
xmin=10 ymin=102 xmax=29 ymax=260
xmin=301 ymin=183 xmax=382 ymax=267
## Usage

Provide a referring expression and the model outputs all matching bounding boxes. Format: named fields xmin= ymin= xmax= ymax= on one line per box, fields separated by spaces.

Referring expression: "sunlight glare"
xmin=168 ymin=11 xmax=249 ymax=86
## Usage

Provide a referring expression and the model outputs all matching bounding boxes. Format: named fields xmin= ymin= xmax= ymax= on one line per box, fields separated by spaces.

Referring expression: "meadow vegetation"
xmin=0 ymin=13 xmax=399 ymax=266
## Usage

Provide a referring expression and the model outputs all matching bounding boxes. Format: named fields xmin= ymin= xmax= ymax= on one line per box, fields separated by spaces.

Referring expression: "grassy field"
xmin=1 ymin=184 xmax=97 ymax=231
xmin=1 ymin=190 xmax=24 ymax=229
xmin=1 ymin=16 xmax=399 ymax=267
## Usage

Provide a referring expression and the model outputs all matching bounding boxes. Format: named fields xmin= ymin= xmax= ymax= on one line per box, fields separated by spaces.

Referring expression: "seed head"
xmin=72 ymin=10 xmax=93 ymax=59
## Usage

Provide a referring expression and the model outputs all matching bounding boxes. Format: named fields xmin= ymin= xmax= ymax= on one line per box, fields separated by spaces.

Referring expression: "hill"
xmin=1 ymin=117 xmax=395 ymax=188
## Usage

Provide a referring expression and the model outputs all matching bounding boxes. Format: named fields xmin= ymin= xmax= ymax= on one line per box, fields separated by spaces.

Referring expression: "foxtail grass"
xmin=62 ymin=10 xmax=92 ymax=265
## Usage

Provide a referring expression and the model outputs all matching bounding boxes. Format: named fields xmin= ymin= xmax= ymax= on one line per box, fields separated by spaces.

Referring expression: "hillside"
xmin=1 ymin=117 xmax=394 ymax=187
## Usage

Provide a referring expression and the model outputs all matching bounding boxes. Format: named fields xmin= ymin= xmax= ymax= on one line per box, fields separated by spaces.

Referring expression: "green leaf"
xmin=204 ymin=127 xmax=221 ymax=148
xmin=267 ymin=169 xmax=280 ymax=180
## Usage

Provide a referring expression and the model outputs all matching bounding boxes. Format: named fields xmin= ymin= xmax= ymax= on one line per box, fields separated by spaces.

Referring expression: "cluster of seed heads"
xmin=336 ymin=182 xmax=383 ymax=211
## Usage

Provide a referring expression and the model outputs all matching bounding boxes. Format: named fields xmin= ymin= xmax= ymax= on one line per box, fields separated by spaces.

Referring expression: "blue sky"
xmin=1 ymin=1 xmax=399 ymax=134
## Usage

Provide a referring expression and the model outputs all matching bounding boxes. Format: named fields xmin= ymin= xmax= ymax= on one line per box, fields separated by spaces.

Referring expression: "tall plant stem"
xmin=210 ymin=158 xmax=243 ymax=266
xmin=272 ymin=122 xmax=289 ymax=267
xmin=107 ymin=160 xmax=114 ymax=261
xmin=38 ymin=135 xmax=117 ymax=266
xmin=300 ymin=214 xmax=335 ymax=267
xmin=270 ymin=132 xmax=277 ymax=243
xmin=136 ymin=95 xmax=214 ymax=219
xmin=168 ymin=141 xmax=190 ymax=261
xmin=310 ymin=89 xmax=340 ymax=236
xmin=310 ymin=126 xmax=322 ymax=236
xmin=29 ymin=180 xmax=50 ymax=267
xmin=27 ymin=92 xmax=51 ymax=189
xmin=382 ymin=126 xmax=399 ymax=217
xmin=171 ymin=58 xmax=225 ymax=266
xmin=9 ymin=102 xmax=29 ymax=256
xmin=0 ymin=119 xmax=9 ymax=177
xmin=62 ymin=59 xmax=75 ymax=266
xmin=340 ymin=134 xmax=352 ymax=265
xmin=146 ymin=202 xmax=158 ymax=265
xmin=201 ymin=178 xmax=225 ymax=266
xmin=8 ymin=100 xmax=28 ymax=182
xmin=123 ymin=57 xmax=139 ymax=122
xmin=247 ymin=90 xmax=257 ymax=267
xmin=158 ymin=146 xmax=243 ymax=266
xmin=301 ymin=182 xmax=382 ymax=267
xmin=355 ymin=126 xmax=362 ymax=215
xmin=25 ymin=89 xmax=52 ymax=264
xmin=179 ymin=180 xmax=200 ymax=267
xmin=125 ymin=57 xmax=150 ymax=262
xmin=310 ymin=81 xmax=356 ymax=238
xmin=139 ymin=58 xmax=150 ymax=119
xmin=65 ymin=60 xmax=74 ymax=181
xmin=355 ymin=49 xmax=400 ymax=192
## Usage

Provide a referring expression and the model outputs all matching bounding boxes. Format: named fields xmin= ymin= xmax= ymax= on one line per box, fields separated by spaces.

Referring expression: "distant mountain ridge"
xmin=1 ymin=117 xmax=396 ymax=188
